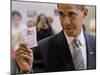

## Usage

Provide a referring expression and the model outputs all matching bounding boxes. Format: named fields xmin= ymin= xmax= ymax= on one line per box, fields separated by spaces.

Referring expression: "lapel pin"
xmin=90 ymin=52 xmax=93 ymax=55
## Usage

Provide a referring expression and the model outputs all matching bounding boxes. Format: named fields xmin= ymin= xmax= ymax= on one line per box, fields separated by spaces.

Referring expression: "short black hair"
xmin=57 ymin=4 xmax=85 ymax=11
xmin=12 ymin=11 xmax=22 ymax=18
xmin=76 ymin=5 xmax=85 ymax=11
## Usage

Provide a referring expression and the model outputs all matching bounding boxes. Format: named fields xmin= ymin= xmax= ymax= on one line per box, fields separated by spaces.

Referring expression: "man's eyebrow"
xmin=65 ymin=10 xmax=78 ymax=16
xmin=68 ymin=11 xmax=77 ymax=15
xmin=58 ymin=11 xmax=64 ymax=15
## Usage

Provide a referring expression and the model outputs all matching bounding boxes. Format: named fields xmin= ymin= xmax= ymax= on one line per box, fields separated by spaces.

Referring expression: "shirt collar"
xmin=64 ymin=29 xmax=84 ymax=47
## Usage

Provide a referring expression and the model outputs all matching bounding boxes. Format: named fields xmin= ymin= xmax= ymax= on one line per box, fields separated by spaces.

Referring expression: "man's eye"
xmin=59 ymin=12 xmax=65 ymax=17
xmin=68 ymin=12 xmax=76 ymax=17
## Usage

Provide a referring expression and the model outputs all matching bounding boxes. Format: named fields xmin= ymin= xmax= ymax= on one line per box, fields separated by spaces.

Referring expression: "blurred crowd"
xmin=11 ymin=11 xmax=54 ymax=54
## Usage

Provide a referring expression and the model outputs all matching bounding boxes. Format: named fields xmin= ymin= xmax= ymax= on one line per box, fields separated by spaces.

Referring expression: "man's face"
xmin=27 ymin=20 xmax=34 ymax=28
xmin=58 ymin=4 xmax=87 ymax=37
xmin=12 ymin=15 xmax=21 ymax=26
xmin=39 ymin=15 xmax=47 ymax=23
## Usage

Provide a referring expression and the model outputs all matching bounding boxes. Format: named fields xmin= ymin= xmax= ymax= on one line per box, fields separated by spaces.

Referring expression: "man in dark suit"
xmin=15 ymin=4 xmax=96 ymax=73
xmin=37 ymin=30 xmax=96 ymax=72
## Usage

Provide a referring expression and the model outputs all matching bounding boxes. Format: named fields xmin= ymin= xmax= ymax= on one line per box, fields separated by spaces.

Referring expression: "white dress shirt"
xmin=64 ymin=29 xmax=87 ymax=69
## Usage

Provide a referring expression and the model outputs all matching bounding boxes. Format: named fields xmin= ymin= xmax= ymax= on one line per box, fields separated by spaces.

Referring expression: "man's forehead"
xmin=58 ymin=4 xmax=77 ymax=10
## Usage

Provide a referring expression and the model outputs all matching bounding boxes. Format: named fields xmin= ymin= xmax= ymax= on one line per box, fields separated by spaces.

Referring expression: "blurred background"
xmin=12 ymin=1 xmax=96 ymax=37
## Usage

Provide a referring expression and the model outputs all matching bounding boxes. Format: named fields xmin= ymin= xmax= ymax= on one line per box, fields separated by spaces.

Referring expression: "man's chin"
xmin=67 ymin=34 xmax=76 ymax=37
xmin=64 ymin=31 xmax=77 ymax=37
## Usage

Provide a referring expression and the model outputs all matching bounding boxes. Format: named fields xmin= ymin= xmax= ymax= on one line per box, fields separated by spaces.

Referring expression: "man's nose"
xmin=64 ymin=16 xmax=71 ymax=24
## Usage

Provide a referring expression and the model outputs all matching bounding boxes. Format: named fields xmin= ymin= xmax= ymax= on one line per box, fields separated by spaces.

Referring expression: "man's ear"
xmin=83 ymin=8 xmax=88 ymax=17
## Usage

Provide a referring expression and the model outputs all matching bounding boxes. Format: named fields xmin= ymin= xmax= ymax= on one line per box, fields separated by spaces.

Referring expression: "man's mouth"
xmin=64 ymin=28 xmax=74 ymax=32
xmin=64 ymin=28 xmax=73 ymax=29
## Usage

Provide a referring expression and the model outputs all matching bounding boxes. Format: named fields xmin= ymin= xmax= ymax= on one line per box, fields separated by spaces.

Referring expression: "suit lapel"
xmin=55 ymin=31 xmax=75 ymax=70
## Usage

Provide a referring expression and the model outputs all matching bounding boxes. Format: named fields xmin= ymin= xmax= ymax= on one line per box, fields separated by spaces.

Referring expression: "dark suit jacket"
xmin=35 ymin=30 xmax=96 ymax=72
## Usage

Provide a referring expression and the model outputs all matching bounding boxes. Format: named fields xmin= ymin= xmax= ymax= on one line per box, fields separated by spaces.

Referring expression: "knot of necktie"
xmin=72 ymin=38 xmax=80 ymax=48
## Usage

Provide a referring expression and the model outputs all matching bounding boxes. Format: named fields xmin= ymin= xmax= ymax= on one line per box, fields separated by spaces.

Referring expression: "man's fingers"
xmin=17 ymin=54 xmax=33 ymax=66
xmin=16 ymin=47 xmax=32 ymax=54
xmin=18 ymin=54 xmax=33 ymax=61
xmin=15 ymin=50 xmax=28 ymax=56
xmin=16 ymin=56 xmax=24 ymax=71
xmin=14 ymin=43 xmax=32 ymax=54
xmin=16 ymin=56 xmax=30 ymax=73
xmin=19 ymin=44 xmax=28 ymax=49
xmin=26 ymin=48 xmax=32 ymax=54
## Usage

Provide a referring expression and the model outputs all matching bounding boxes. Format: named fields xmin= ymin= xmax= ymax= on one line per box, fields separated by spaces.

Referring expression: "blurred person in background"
xmin=11 ymin=11 xmax=26 ymax=74
xmin=36 ymin=14 xmax=53 ymax=41
xmin=12 ymin=11 xmax=26 ymax=59
xmin=47 ymin=16 xmax=54 ymax=28
xmin=89 ymin=18 xmax=95 ymax=36
xmin=89 ymin=8 xmax=96 ymax=36
xmin=26 ymin=20 xmax=36 ymax=36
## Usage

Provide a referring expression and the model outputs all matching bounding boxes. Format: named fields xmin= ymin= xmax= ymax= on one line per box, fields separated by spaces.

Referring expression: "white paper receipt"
xmin=22 ymin=26 xmax=37 ymax=48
